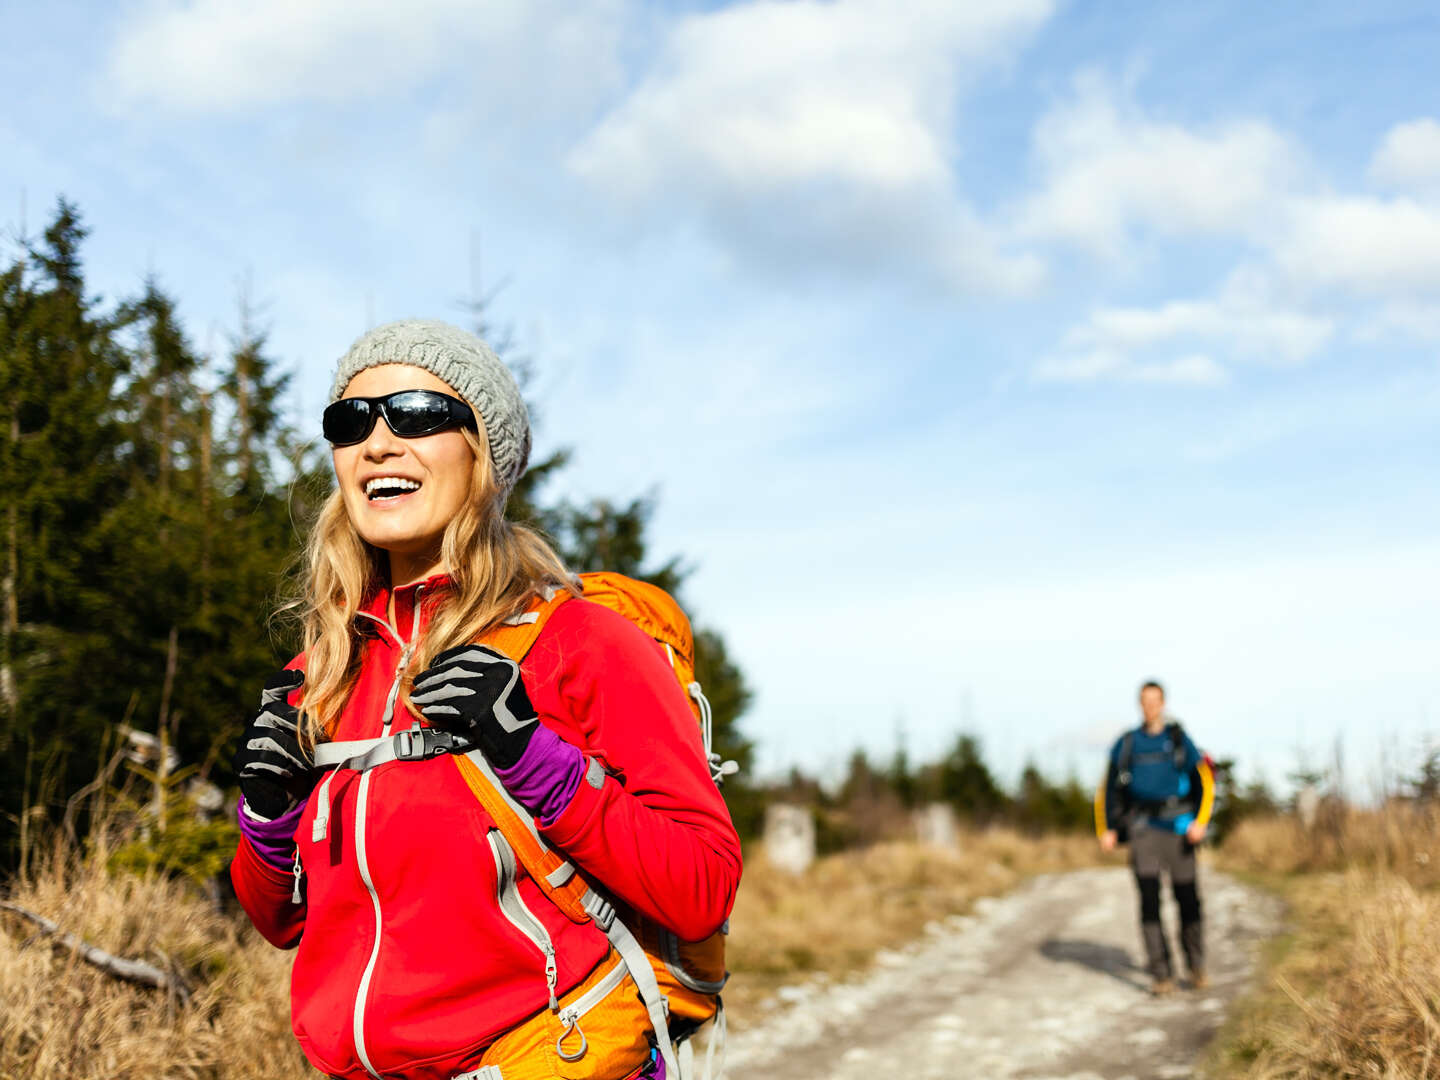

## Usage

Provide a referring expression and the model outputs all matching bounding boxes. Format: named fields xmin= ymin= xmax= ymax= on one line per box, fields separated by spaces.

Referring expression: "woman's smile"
xmin=360 ymin=474 xmax=424 ymax=504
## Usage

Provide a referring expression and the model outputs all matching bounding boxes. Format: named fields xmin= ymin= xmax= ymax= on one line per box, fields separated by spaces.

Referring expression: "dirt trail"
xmin=723 ymin=866 xmax=1282 ymax=1080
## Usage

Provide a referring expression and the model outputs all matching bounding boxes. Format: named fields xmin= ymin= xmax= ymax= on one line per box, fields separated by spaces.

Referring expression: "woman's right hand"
xmin=234 ymin=669 xmax=315 ymax=822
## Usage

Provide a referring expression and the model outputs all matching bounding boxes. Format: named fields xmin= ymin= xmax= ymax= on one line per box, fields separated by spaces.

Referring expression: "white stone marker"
xmin=913 ymin=802 xmax=958 ymax=850
xmin=764 ymin=803 xmax=816 ymax=875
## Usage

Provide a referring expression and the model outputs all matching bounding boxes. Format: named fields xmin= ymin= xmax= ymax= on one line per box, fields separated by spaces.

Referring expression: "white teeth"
xmin=364 ymin=477 xmax=421 ymax=498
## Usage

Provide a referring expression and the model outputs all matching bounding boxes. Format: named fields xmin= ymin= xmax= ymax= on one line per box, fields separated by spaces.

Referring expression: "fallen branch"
xmin=0 ymin=900 xmax=191 ymax=1004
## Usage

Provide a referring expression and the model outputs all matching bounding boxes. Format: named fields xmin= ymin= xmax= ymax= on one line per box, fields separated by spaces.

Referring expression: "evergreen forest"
xmin=0 ymin=199 xmax=757 ymax=871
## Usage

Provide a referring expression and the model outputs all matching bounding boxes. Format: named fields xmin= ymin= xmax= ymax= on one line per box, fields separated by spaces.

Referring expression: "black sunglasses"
xmin=322 ymin=390 xmax=477 ymax=446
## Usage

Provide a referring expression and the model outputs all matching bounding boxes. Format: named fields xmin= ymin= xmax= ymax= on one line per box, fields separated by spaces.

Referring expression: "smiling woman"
xmin=330 ymin=368 xmax=484 ymax=587
xmin=227 ymin=320 xmax=741 ymax=1080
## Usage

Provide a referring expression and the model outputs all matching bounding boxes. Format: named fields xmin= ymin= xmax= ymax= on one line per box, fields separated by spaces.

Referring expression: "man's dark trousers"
xmin=1130 ymin=825 xmax=1203 ymax=980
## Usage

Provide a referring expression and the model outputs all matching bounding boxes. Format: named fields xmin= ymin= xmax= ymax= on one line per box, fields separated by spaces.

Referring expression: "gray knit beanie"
xmin=331 ymin=319 xmax=531 ymax=498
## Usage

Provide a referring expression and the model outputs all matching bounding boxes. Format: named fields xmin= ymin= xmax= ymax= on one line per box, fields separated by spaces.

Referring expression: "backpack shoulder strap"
xmin=460 ymin=578 xmax=686 ymax=1077
xmin=1117 ymin=729 xmax=1137 ymax=784
xmin=1166 ymin=721 xmax=1188 ymax=771
xmin=478 ymin=582 xmax=575 ymax=662
xmin=480 ymin=572 xmax=694 ymax=663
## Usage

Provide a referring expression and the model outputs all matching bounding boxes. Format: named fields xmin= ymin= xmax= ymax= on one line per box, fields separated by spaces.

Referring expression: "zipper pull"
xmin=545 ymin=944 xmax=559 ymax=1011
xmin=291 ymin=846 xmax=304 ymax=905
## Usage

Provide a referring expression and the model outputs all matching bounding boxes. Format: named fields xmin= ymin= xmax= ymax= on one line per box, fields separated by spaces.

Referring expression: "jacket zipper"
xmin=487 ymin=829 xmax=560 ymax=1010
xmin=352 ymin=767 xmax=385 ymax=1080
xmin=350 ymin=584 xmax=425 ymax=1080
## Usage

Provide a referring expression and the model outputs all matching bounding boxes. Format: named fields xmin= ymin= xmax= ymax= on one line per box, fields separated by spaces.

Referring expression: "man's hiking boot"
xmin=1190 ymin=971 xmax=1210 ymax=991
xmin=1150 ymin=978 xmax=1176 ymax=997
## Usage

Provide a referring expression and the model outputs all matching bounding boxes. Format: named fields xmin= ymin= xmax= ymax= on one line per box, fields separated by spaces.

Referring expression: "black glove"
xmin=234 ymin=669 xmax=313 ymax=821
xmin=410 ymin=644 xmax=538 ymax=769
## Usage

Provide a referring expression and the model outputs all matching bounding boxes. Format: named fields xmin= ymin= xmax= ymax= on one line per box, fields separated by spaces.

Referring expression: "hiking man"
xmin=1095 ymin=680 xmax=1215 ymax=995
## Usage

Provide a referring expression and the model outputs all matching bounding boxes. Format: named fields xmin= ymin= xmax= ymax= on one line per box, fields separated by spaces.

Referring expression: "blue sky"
xmin=4 ymin=0 xmax=1439 ymax=795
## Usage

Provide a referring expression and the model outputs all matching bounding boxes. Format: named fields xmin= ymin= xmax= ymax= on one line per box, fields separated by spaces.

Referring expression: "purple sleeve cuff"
xmin=493 ymin=725 xmax=586 ymax=826
xmin=237 ymin=796 xmax=306 ymax=871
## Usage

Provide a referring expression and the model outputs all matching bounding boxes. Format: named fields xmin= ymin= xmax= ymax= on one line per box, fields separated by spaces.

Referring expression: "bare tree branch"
xmin=0 ymin=901 xmax=192 ymax=1003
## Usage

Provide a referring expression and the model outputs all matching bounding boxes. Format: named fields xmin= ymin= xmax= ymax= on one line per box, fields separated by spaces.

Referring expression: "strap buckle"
xmin=393 ymin=727 xmax=459 ymax=761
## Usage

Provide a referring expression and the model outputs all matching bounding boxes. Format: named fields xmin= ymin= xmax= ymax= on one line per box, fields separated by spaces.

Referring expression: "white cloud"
xmin=1130 ymin=354 xmax=1228 ymax=384
xmin=1036 ymin=271 xmax=1332 ymax=384
xmin=1033 ymin=349 xmax=1227 ymax=386
xmin=1024 ymin=81 xmax=1440 ymax=385
xmin=1071 ymin=294 xmax=1331 ymax=364
xmin=104 ymin=0 xmax=625 ymax=115
xmin=567 ymin=0 xmax=1053 ymax=294
xmin=1369 ymin=118 xmax=1440 ymax=194
xmin=1276 ymin=195 xmax=1440 ymax=296
xmin=1019 ymin=72 xmax=1304 ymax=257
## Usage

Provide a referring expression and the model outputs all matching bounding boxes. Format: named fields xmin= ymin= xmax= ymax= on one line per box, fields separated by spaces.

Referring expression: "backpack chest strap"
xmin=312 ymin=727 xmax=473 ymax=772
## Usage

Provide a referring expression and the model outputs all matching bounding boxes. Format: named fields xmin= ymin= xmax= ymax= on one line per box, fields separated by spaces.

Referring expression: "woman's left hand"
xmin=410 ymin=644 xmax=539 ymax=768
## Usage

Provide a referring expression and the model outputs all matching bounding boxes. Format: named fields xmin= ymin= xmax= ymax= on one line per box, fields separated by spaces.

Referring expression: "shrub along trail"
xmin=723 ymin=865 xmax=1282 ymax=1080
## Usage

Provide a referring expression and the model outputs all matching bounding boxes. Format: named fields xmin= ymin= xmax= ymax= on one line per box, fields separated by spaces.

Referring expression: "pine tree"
xmin=221 ymin=287 xmax=292 ymax=497
xmin=0 ymin=200 xmax=132 ymax=858
xmin=1013 ymin=761 xmax=1091 ymax=833
xmin=933 ymin=733 xmax=1010 ymax=822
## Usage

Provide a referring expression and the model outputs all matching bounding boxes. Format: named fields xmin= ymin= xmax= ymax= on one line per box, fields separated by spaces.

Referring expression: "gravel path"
xmin=723 ymin=866 xmax=1283 ymax=1080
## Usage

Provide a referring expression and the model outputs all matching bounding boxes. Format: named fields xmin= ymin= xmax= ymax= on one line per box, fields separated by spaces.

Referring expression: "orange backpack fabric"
xmin=470 ymin=946 xmax=654 ymax=1080
xmin=457 ymin=572 xmax=729 ymax=1034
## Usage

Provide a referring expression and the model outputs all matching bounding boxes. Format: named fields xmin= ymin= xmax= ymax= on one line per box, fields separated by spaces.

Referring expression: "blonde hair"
xmin=295 ymin=427 xmax=574 ymax=743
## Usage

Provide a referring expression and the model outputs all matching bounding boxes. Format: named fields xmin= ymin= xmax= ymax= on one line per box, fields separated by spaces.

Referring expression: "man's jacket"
xmin=1094 ymin=720 xmax=1214 ymax=839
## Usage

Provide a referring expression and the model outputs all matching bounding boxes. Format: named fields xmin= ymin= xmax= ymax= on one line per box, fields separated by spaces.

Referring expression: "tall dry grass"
xmin=0 ymin=835 xmax=313 ymax=1079
xmin=1220 ymin=803 xmax=1440 ymax=886
xmin=1209 ymin=810 xmax=1440 ymax=1078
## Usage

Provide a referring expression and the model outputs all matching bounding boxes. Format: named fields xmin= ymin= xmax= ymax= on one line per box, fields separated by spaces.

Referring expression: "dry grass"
xmin=725 ymin=828 xmax=1104 ymax=1023
xmin=1220 ymin=804 xmax=1440 ymax=887
xmin=0 ymin=837 xmax=314 ymax=1080
xmin=0 ymin=824 xmax=1100 ymax=1074
xmin=1206 ymin=811 xmax=1440 ymax=1079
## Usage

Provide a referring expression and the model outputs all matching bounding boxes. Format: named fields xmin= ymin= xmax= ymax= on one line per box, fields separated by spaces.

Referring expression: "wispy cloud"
xmin=1369 ymin=117 xmax=1440 ymax=195
xmin=1025 ymin=76 xmax=1440 ymax=384
xmin=1018 ymin=71 xmax=1305 ymax=258
xmin=103 ymin=0 xmax=626 ymax=117
xmin=1034 ymin=349 xmax=1229 ymax=385
xmin=1037 ymin=269 xmax=1331 ymax=384
xmin=567 ymin=0 xmax=1053 ymax=294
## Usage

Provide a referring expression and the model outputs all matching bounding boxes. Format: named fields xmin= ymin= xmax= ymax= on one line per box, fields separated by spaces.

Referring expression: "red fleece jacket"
xmin=230 ymin=577 xmax=742 ymax=1080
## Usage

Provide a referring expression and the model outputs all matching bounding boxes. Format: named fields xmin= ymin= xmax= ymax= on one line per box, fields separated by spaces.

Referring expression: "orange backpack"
xmin=459 ymin=572 xmax=733 ymax=1076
